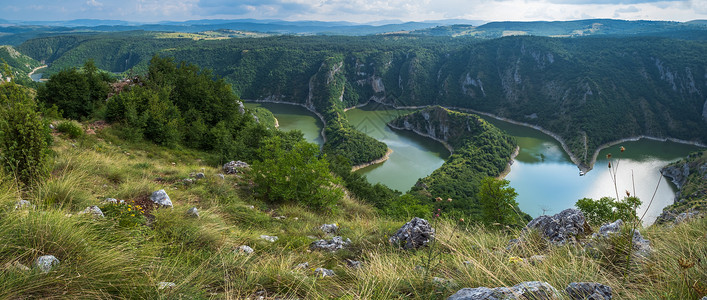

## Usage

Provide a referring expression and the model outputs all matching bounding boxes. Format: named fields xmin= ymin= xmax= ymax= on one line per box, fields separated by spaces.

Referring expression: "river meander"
xmin=247 ymin=101 xmax=703 ymax=224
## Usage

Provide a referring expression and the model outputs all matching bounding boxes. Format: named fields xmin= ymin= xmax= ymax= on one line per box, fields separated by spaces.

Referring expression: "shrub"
xmin=250 ymin=136 xmax=343 ymax=211
xmin=101 ymin=201 xmax=147 ymax=227
xmin=55 ymin=121 xmax=84 ymax=139
xmin=0 ymin=83 xmax=52 ymax=185
xmin=575 ymin=196 xmax=642 ymax=226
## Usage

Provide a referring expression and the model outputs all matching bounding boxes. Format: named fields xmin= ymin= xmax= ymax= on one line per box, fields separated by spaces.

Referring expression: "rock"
xmin=565 ymin=282 xmax=612 ymax=300
xmin=310 ymin=236 xmax=351 ymax=252
xmin=103 ymin=198 xmax=125 ymax=205
xmin=217 ymin=174 xmax=225 ymax=180
xmin=150 ymin=189 xmax=173 ymax=207
xmin=182 ymin=178 xmax=194 ymax=185
xmin=273 ymin=216 xmax=286 ymax=220
xmin=346 ymin=259 xmax=362 ymax=269
xmin=389 ymin=217 xmax=435 ymax=250
xmin=260 ymin=235 xmax=278 ymax=243
xmin=49 ymin=124 xmax=55 ymax=129
xmin=320 ymin=223 xmax=338 ymax=234
xmin=14 ymin=200 xmax=33 ymax=209
xmin=223 ymin=160 xmax=250 ymax=174
xmin=314 ymin=268 xmax=335 ymax=277
xmin=195 ymin=172 xmax=205 ymax=179
xmin=433 ymin=277 xmax=457 ymax=288
xmin=237 ymin=245 xmax=254 ymax=254
xmin=35 ymin=255 xmax=60 ymax=273
xmin=524 ymin=208 xmax=587 ymax=245
xmin=79 ymin=205 xmax=104 ymax=218
xmin=295 ymin=262 xmax=309 ymax=269
xmin=592 ymin=219 xmax=652 ymax=258
xmin=527 ymin=255 xmax=546 ymax=265
xmin=506 ymin=238 xmax=520 ymax=251
xmin=675 ymin=210 xmax=700 ymax=224
xmin=4 ymin=261 xmax=30 ymax=272
xmin=631 ymin=230 xmax=651 ymax=258
xmin=158 ymin=281 xmax=176 ymax=290
xmin=448 ymin=281 xmax=560 ymax=300
xmin=186 ymin=207 xmax=199 ymax=218
xmin=593 ymin=219 xmax=623 ymax=238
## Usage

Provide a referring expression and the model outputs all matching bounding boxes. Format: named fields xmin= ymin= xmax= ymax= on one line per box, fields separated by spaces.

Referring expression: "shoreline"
xmin=498 ymin=146 xmax=520 ymax=179
xmin=244 ymin=99 xmax=329 ymax=146
xmin=386 ymin=123 xmax=455 ymax=155
xmin=28 ymin=64 xmax=48 ymax=81
xmin=351 ymin=148 xmax=393 ymax=171
xmin=357 ymin=100 xmax=707 ymax=174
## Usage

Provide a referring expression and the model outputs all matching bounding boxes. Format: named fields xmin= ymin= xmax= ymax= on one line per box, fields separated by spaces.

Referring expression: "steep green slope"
xmin=0 ymin=45 xmax=42 ymax=84
xmin=16 ymin=33 xmax=707 ymax=171
xmin=389 ymin=106 xmax=519 ymax=217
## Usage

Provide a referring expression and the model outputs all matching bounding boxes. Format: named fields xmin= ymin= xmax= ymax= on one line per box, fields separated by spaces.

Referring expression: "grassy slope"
xmin=0 ymin=123 xmax=705 ymax=299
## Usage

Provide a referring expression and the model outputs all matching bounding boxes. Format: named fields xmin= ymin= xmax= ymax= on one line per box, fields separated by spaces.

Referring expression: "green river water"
xmin=247 ymin=102 xmax=702 ymax=224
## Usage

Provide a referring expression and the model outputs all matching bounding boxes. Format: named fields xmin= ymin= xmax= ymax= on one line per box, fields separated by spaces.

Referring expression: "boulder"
xmin=195 ymin=172 xmax=205 ymax=179
xmin=448 ymin=281 xmax=560 ymax=300
xmin=524 ymin=208 xmax=587 ymax=245
xmin=223 ymin=160 xmax=250 ymax=174
xmin=35 ymin=255 xmax=60 ymax=273
xmin=675 ymin=210 xmax=700 ymax=224
xmin=217 ymin=174 xmax=225 ymax=180
xmin=527 ymin=255 xmax=546 ymax=266
xmin=186 ymin=207 xmax=199 ymax=218
xmin=314 ymin=268 xmax=335 ymax=277
xmin=79 ymin=205 xmax=104 ymax=218
xmin=260 ymin=235 xmax=278 ymax=243
xmin=103 ymin=198 xmax=125 ymax=205
xmin=310 ymin=236 xmax=351 ymax=252
xmin=320 ymin=223 xmax=338 ymax=234
xmin=565 ymin=282 xmax=612 ymax=300
xmin=150 ymin=189 xmax=173 ymax=207
xmin=389 ymin=217 xmax=435 ymax=250
xmin=593 ymin=219 xmax=623 ymax=238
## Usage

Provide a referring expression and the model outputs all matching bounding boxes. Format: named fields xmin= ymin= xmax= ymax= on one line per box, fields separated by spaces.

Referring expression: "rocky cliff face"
xmin=657 ymin=151 xmax=707 ymax=224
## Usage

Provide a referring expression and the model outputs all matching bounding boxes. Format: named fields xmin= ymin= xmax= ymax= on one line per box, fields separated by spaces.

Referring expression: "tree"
xmin=37 ymin=60 xmax=110 ymax=120
xmin=576 ymin=196 xmax=642 ymax=226
xmin=478 ymin=177 xmax=520 ymax=226
xmin=0 ymin=81 xmax=52 ymax=185
xmin=249 ymin=136 xmax=343 ymax=211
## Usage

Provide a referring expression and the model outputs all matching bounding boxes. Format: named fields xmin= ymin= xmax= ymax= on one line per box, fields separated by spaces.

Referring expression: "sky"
xmin=1 ymin=0 xmax=706 ymax=24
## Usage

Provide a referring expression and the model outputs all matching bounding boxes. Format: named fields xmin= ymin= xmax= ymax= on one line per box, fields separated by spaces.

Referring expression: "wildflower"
xmin=447 ymin=198 xmax=452 ymax=202
xmin=435 ymin=197 xmax=442 ymax=202
xmin=608 ymin=162 xmax=612 ymax=168
xmin=437 ymin=208 xmax=441 ymax=212
xmin=459 ymin=218 xmax=464 ymax=222
xmin=509 ymin=256 xmax=523 ymax=263
xmin=620 ymin=146 xmax=625 ymax=152
xmin=625 ymin=190 xmax=631 ymax=197
xmin=435 ymin=213 xmax=440 ymax=218
xmin=127 ymin=208 xmax=131 ymax=211
xmin=606 ymin=154 xmax=612 ymax=159
xmin=131 ymin=214 xmax=135 ymax=217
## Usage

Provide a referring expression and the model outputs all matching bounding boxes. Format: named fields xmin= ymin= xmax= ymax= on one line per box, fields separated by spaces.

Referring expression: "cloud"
xmin=616 ymin=5 xmax=640 ymax=12
xmin=86 ymin=0 xmax=103 ymax=7
xmin=547 ymin=0 xmax=682 ymax=4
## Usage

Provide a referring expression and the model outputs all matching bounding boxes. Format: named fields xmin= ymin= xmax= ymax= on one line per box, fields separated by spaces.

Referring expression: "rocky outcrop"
xmin=524 ymin=209 xmax=588 ymax=245
xmin=657 ymin=151 xmax=707 ymax=224
xmin=223 ymin=160 xmax=250 ymax=174
xmin=389 ymin=217 xmax=435 ymax=250
xmin=592 ymin=219 xmax=652 ymax=258
xmin=448 ymin=281 xmax=560 ymax=300
xmin=319 ymin=223 xmax=338 ymax=235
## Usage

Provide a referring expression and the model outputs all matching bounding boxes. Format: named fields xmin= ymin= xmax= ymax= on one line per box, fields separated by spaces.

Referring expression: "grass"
xmin=0 ymin=121 xmax=705 ymax=299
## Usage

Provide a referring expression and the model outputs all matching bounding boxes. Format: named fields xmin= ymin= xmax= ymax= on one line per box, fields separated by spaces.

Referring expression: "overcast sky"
xmin=2 ymin=0 xmax=706 ymax=23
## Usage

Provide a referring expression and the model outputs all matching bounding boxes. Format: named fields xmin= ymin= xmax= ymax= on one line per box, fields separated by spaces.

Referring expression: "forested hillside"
xmin=15 ymin=32 xmax=707 ymax=171
xmin=389 ymin=106 xmax=522 ymax=218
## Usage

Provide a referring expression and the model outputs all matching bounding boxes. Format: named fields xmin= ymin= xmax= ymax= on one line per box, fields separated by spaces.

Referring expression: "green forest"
xmin=11 ymin=32 xmax=707 ymax=171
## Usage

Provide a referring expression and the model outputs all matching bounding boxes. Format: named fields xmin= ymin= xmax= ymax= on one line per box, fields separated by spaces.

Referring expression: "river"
xmin=246 ymin=102 xmax=702 ymax=224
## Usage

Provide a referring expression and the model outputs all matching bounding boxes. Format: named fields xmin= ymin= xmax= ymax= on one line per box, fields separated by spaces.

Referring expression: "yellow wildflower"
xmin=509 ymin=256 xmax=523 ymax=263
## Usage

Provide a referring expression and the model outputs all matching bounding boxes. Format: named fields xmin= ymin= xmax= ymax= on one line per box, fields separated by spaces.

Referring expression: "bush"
xmin=55 ymin=121 xmax=84 ymax=139
xmin=575 ymin=196 xmax=642 ymax=226
xmin=0 ymin=83 xmax=52 ymax=185
xmin=250 ymin=136 xmax=343 ymax=211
